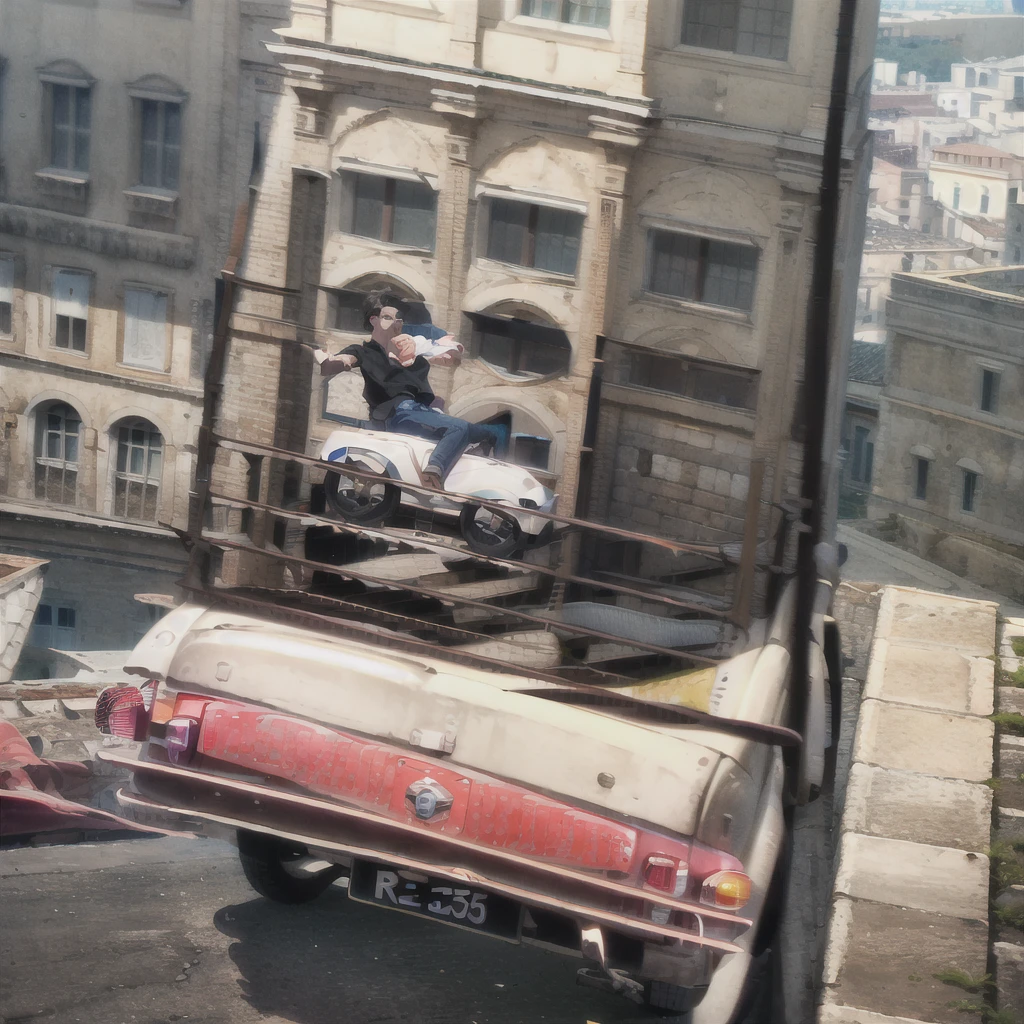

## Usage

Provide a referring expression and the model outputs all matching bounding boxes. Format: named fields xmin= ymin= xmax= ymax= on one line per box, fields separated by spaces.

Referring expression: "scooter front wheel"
xmin=459 ymin=503 xmax=522 ymax=558
xmin=324 ymin=465 xmax=400 ymax=525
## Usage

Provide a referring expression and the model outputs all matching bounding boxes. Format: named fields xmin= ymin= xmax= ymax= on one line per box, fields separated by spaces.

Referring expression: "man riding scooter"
xmin=315 ymin=291 xmax=507 ymax=492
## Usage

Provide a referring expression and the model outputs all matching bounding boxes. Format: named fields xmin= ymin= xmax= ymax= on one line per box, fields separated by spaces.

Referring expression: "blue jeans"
xmin=386 ymin=400 xmax=508 ymax=479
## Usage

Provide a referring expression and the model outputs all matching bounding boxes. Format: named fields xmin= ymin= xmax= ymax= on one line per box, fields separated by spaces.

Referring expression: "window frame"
xmin=0 ymin=254 xmax=14 ymax=338
xmin=120 ymin=284 xmax=171 ymax=373
xmin=34 ymin=402 xmax=82 ymax=507
xmin=31 ymin=602 xmax=79 ymax=651
xmin=979 ymin=367 xmax=1000 ymax=414
xmin=610 ymin=340 xmax=760 ymax=412
xmin=961 ymin=468 xmax=979 ymax=513
xmin=518 ymin=0 xmax=611 ymax=30
xmin=46 ymin=82 xmax=91 ymax=174
xmin=644 ymin=226 xmax=760 ymax=315
xmin=51 ymin=268 xmax=91 ymax=354
xmin=483 ymin=196 xmax=585 ymax=278
xmin=111 ymin=418 xmax=164 ymax=522
xmin=468 ymin=310 xmax=573 ymax=379
xmin=135 ymin=97 xmax=182 ymax=191
xmin=343 ymin=172 xmax=438 ymax=252
xmin=914 ymin=456 xmax=929 ymax=501
xmin=678 ymin=0 xmax=795 ymax=64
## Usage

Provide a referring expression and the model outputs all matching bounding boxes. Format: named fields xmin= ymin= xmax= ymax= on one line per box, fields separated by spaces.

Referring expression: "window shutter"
xmin=123 ymin=289 xmax=167 ymax=371
xmin=54 ymin=271 xmax=90 ymax=318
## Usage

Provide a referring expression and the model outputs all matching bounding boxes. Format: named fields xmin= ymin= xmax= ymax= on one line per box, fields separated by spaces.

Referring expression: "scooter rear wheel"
xmin=324 ymin=465 xmax=400 ymax=525
xmin=459 ymin=504 xmax=522 ymax=558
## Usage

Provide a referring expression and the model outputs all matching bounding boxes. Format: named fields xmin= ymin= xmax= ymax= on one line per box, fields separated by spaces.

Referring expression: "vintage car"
xmin=91 ymin=553 xmax=838 ymax=1023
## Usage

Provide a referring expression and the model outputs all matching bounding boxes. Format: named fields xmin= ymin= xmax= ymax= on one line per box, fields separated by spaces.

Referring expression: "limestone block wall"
xmin=819 ymin=586 xmax=998 ymax=1024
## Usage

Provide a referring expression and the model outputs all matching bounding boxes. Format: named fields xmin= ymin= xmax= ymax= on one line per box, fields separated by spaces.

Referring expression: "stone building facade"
xmin=868 ymin=268 xmax=1024 ymax=599
xmin=213 ymin=0 xmax=878 ymax=584
xmin=0 ymin=0 xmax=289 ymax=653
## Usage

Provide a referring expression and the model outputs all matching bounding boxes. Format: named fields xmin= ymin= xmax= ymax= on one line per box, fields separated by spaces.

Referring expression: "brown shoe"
xmin=422 ymin=467 xmax=444 ymax=492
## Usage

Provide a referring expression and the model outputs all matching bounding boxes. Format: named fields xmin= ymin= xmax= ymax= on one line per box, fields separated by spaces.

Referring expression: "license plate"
xmin=348 ymin=860 xmax=522 ymax=941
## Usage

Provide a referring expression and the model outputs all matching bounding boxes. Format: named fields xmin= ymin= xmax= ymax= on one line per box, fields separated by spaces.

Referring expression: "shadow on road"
xmin=214 ymin=885 xmax=656 ymax=1024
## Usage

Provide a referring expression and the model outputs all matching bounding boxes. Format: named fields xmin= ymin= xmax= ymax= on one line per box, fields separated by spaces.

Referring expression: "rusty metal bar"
xmin=203 ymin=536 xmax=722 ymax=666
xmin=177 ymin=582 xmax=621 ymax=688
xmin=222 ymin=272 xmax=301 ymax=297
xmin=190 ymin=582 xmax=492 ymax=644
xmin=515 ymin=687 xmax=802 ymax=749
xmin=208 ymin=491 xmax=735 ymax=621
xmin=212 ymin=434 xmax=730 ymax=559
xmin=102 ymin=751 xmax=751 ymax=937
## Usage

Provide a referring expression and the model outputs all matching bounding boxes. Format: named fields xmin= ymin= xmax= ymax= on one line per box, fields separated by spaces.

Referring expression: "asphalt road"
xmin=0 ymin=837 xmax=677 ymax=1024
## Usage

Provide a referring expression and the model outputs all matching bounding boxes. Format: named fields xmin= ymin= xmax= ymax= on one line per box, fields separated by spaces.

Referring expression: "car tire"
xmin=459 ymin=504 xmax=522 ymax=558
xmin=237 ymin=831 xmax=343 ymax=904
xmin=324 ymin=466 xmax=400 ymax=526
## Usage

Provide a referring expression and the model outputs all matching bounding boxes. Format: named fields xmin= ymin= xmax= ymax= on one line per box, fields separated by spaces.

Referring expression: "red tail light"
xmin=95 ymin=686 xmax=150 ymax=741
xmin=642 ymin=854 xmax=689 ymax=897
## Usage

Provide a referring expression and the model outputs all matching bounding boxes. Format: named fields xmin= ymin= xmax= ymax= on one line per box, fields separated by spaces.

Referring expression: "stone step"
xmin=998 ymin=685 xmax=1024 ymax=715
xmin=999 ymin=734 xmax=1024 ymax=780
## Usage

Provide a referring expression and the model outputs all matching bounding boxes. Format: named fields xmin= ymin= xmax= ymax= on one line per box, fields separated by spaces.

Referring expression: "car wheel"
xmin=237 ymin=831 xmax=343 ymax=904
xmin=459 ymin=504 xmax=522 ymax=558
xmin=324 ymin=465 xmax=400 ymax=526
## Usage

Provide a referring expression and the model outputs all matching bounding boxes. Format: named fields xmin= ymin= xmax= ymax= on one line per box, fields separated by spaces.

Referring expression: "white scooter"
xmin=319 ymin=426 xmax=557 ymax=557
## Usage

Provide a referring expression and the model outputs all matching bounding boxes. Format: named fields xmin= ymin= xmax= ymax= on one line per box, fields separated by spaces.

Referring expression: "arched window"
xmin=112 ymin=418 xmax=163 ymax=521
xmin=980 ymin=187 xmax=990 ymax=215
xmin=330 ymin=275 xmax=431 ymax=335
xmin=952 ymin=184 xmax=961 ymax=210
xmin=466 ymin=303 xmax=572 ymax=379
xmin=34 ymin=402 xmax=81 ymax=505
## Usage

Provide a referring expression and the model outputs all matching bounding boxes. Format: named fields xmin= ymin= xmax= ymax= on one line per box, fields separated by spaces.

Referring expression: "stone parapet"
xmin=819 ymin=586 xmax=998 ymax=1024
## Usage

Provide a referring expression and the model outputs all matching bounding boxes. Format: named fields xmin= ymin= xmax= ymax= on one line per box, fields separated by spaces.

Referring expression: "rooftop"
xmin=932 ymin=142 xmax=1017 ymax=159
xmin=848 ymin=341 xmax=886 ymax=386
xmin=945 ymin=266 xmax=1024 ymax=297
xmin=862 ymin=215 xmax=971 ymax=252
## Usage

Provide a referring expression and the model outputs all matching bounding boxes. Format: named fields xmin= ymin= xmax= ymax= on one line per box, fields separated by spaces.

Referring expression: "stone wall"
xmin=819 ymin=586 xmax=998 ymax=1024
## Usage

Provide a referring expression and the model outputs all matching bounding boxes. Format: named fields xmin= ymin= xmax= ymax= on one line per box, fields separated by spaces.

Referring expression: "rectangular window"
xmin=53 ymin=270 xmax=90 ymax=351
xmin=980 ymin=368 xmax=999 ymax=413
xmin=961 ymin=469 xmax=978 ymax=513
xmin=851 ymin=426 xmax=869 ymax=482
xmin=486 ymin=199 xmax=583 ymax=276
xmin=622 ymin=348 xmax=758 ymax=410
xmin=682 ymin=0 xmax=793 ymax=61
xmin=139 ymin=100 xmax=181 ymax=190
xmin=521 ymin=0 xmax=611 ymax=28
xmin=512 ymin=434 xmax=552 ymax=472
xmin=350 ymin=174 xmax=437 ymax=250
xmin=1009 ymin=187 xmax=1019 ymax=206
xmin=0 ymin=256 xmax=13 ymax=336
xmin=50 ymin=84 xmax=90 ymax=173
xmin=647 ymin=229 xmax=758 ymax=312
xmin=123 ymin=288 xmax=168 ymax=371
xmin=470 ymin=313 xmax=572 ymax=377
xmin=915 ymin=457 xmax=929 ymax=500
xmin=31 ymin=603 xmax=77 ymax=650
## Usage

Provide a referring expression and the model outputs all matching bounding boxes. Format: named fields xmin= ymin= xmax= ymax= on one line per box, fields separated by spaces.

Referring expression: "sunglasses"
xmin=376 ymin=314 xmax=403 ymax=326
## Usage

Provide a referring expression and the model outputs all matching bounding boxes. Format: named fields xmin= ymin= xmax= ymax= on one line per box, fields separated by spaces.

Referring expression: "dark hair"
xmin=364 ymin=289 xmax=404 ymax=328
